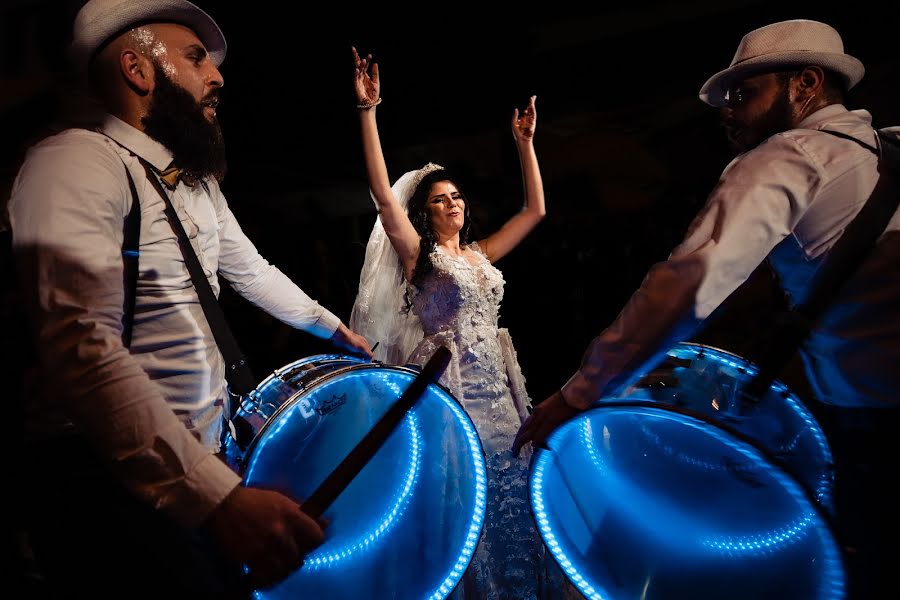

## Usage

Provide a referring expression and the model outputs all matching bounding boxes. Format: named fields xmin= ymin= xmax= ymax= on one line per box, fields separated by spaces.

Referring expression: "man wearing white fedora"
xmin=515 ymin=18 xmax=899 ymax=598
xmin=8 ymin=0 xmax=372 ymax=596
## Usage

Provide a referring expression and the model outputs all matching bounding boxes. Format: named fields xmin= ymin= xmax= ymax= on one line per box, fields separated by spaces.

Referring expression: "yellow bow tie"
xmin=158 ymin=165 xmax=196 ymax=189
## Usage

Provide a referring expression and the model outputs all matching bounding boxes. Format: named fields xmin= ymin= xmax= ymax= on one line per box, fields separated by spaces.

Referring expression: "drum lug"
xmin=238 ymin=391 xmax=261 ymax=414
xmin=230 ymin=414 xmax=255 ymax=451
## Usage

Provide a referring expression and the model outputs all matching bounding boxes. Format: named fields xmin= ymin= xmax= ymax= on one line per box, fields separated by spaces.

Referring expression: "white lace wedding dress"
xmin=406 ymin=242 xmax=570 ymax=600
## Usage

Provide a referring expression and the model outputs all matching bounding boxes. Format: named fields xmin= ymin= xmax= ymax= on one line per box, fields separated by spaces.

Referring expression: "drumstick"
xmin=301 ymin=345 xmax=452 ymax=519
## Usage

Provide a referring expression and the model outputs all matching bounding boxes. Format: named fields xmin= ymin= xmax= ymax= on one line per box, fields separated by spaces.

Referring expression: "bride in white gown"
xmin=349 ymin=48 xmax=572 ymax=599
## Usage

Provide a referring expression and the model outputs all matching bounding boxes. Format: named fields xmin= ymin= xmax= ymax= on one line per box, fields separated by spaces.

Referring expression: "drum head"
xmin=625 ymin=343 xmax=834 ymax=510
xmin=530 ymin=402 xmax=846 ymax=600
xmin=243 ymin=364 xmax=487 ymax=599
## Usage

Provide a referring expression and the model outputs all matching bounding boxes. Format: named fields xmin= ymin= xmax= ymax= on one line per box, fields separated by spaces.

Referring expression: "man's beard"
xmin=142 ymin=64 xmax=227 ymax=182
xmin=725 ymin=83 xmax=794 ymax=154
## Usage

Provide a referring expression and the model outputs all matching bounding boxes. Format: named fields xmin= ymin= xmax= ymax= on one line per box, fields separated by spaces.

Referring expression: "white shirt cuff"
xmin=169 ymin=453 xmax=242 ymax=528
xmin=306 ymin=310 xmax=341 ymax=340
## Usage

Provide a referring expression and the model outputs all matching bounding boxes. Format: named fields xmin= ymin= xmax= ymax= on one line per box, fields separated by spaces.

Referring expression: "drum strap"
xmin=137 ymin=158 xmax=257 ymax=417
xmin=744 ymin=128 xmax=900 ymax=400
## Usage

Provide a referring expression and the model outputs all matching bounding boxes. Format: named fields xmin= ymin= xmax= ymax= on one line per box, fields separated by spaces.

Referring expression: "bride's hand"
xmin=352 ymin=46 xmax=380 ymax=107
xmin=512 ymin=95 xmax=537 ymax=143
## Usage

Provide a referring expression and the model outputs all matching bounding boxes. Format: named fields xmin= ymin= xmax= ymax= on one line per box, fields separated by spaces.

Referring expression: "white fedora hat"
xmin=699 ymin=19 xmax=864 ymax=107
xmin=69 ymin=0 xmax=226 ymax=72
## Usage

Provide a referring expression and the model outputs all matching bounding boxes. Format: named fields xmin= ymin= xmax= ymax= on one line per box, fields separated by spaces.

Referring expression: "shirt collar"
xmin=99 ymin=114 xmax=174 ymax=171
xmin=797 ymin=104 xmax=851 ymax=129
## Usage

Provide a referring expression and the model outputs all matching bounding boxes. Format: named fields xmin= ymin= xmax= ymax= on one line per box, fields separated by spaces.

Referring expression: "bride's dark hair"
xmin=406 ymin=170 xmax=472 ymax=289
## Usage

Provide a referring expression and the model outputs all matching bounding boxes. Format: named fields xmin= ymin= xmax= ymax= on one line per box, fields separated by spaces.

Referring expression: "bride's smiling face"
xmin=427 ymin=181 xmax=466 ymax=237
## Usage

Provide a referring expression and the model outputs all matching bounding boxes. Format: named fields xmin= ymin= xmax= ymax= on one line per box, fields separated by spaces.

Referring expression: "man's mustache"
xmin=201 ymin=92 xmax=220 ymax=108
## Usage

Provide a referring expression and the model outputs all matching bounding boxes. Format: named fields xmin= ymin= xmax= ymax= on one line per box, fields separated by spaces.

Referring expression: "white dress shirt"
xmin=9 ymin=114 xmax=341 ymax=526
xmin=562 ymin=105 xmax=900 ymax=410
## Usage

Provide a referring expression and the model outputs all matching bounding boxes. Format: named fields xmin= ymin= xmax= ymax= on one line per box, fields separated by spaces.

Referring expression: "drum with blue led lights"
xmin=529 ymin=343 xmax=845 ymax=600
xmin=623 ymin=342 xmax=834 ymax=510
xmin=225 ymin=354 xmax=487 ymax=599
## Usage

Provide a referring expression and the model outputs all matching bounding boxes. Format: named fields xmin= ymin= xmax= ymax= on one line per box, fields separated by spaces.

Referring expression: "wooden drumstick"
xmin=301 ymin=345 xmax=452 ymax=519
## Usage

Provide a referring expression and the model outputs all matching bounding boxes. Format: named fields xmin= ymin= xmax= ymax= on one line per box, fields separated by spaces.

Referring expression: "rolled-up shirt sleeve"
xmin=211 ymin=186 xmax=341 ymax=339
xmin=9 ymin=134 xmax=240 ymax=527
xmin=562 ymin=135 xmax=823 ymax=408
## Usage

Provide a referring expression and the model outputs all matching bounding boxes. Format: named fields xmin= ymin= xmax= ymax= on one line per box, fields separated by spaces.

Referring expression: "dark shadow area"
xmin=3 ymin=1 xmax=898 ymax=404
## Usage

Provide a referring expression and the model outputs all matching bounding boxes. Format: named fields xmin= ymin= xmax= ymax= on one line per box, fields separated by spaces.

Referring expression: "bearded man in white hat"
xmin=8 ymin=0 xmax=372 ymax=596
xmin=515 ymin=19 xmax=899 ymax=598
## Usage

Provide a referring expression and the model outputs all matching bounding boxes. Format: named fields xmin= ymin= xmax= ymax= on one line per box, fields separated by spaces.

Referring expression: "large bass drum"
xmin=529 ymin=343 xmax=845 ymax=600
xmin=225 ymin=354 xmax=487 ymax=599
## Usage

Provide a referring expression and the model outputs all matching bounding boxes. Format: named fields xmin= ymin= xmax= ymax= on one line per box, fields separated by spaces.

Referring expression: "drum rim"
xmin=664 ymin=342 xmax=790 ymax=394
xmin=678 ymin=341 xmax=748 ymax=360
xmin=248 ymin=353 xmax=366 ymax=405
xmin=243 ymin=361 xmax=431 ymax=464
xmin=528 ymin=399 xmax=847 ymax=600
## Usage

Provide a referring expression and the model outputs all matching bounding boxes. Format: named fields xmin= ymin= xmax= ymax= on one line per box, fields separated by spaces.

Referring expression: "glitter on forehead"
xmin=130 ymin=27 xmax=176 ymax=78
xmin=130 ymin=27 xmax=154 ymax=50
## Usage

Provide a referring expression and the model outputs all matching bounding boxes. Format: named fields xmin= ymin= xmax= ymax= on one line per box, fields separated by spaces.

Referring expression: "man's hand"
xmin=329 ymin=322 xmax=373 ymax=358
xmin=512 ymin=390 xmax=582 ymax=456
xmin=204 ymin=485 xmax=327 ymax=590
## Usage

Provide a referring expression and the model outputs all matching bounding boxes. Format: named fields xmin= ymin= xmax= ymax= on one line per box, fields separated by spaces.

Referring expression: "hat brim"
xmin=70 ymin=0 xmax=226 ymax=71
xmin=699 ymin=51 xmax=864 ymax=107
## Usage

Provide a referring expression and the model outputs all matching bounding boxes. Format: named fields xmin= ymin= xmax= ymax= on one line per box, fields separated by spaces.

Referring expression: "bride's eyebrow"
xmin=430 ymin=192 xmax=461 ymax=201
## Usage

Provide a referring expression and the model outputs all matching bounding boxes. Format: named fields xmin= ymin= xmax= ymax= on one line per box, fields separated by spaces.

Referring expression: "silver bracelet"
xmin=356 ymin=97 xmax=382 ymax=110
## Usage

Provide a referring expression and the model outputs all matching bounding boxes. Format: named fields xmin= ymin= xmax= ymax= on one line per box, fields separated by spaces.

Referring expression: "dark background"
xmin=3 ymin=1 xmax=899 ymax=404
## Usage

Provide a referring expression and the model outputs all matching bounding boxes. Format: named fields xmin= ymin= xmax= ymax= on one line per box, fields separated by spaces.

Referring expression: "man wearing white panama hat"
xmin=8 ymin=0 xmax=372 ymax=596
xmin=515 ymin=18 xmax=899 ymax=598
